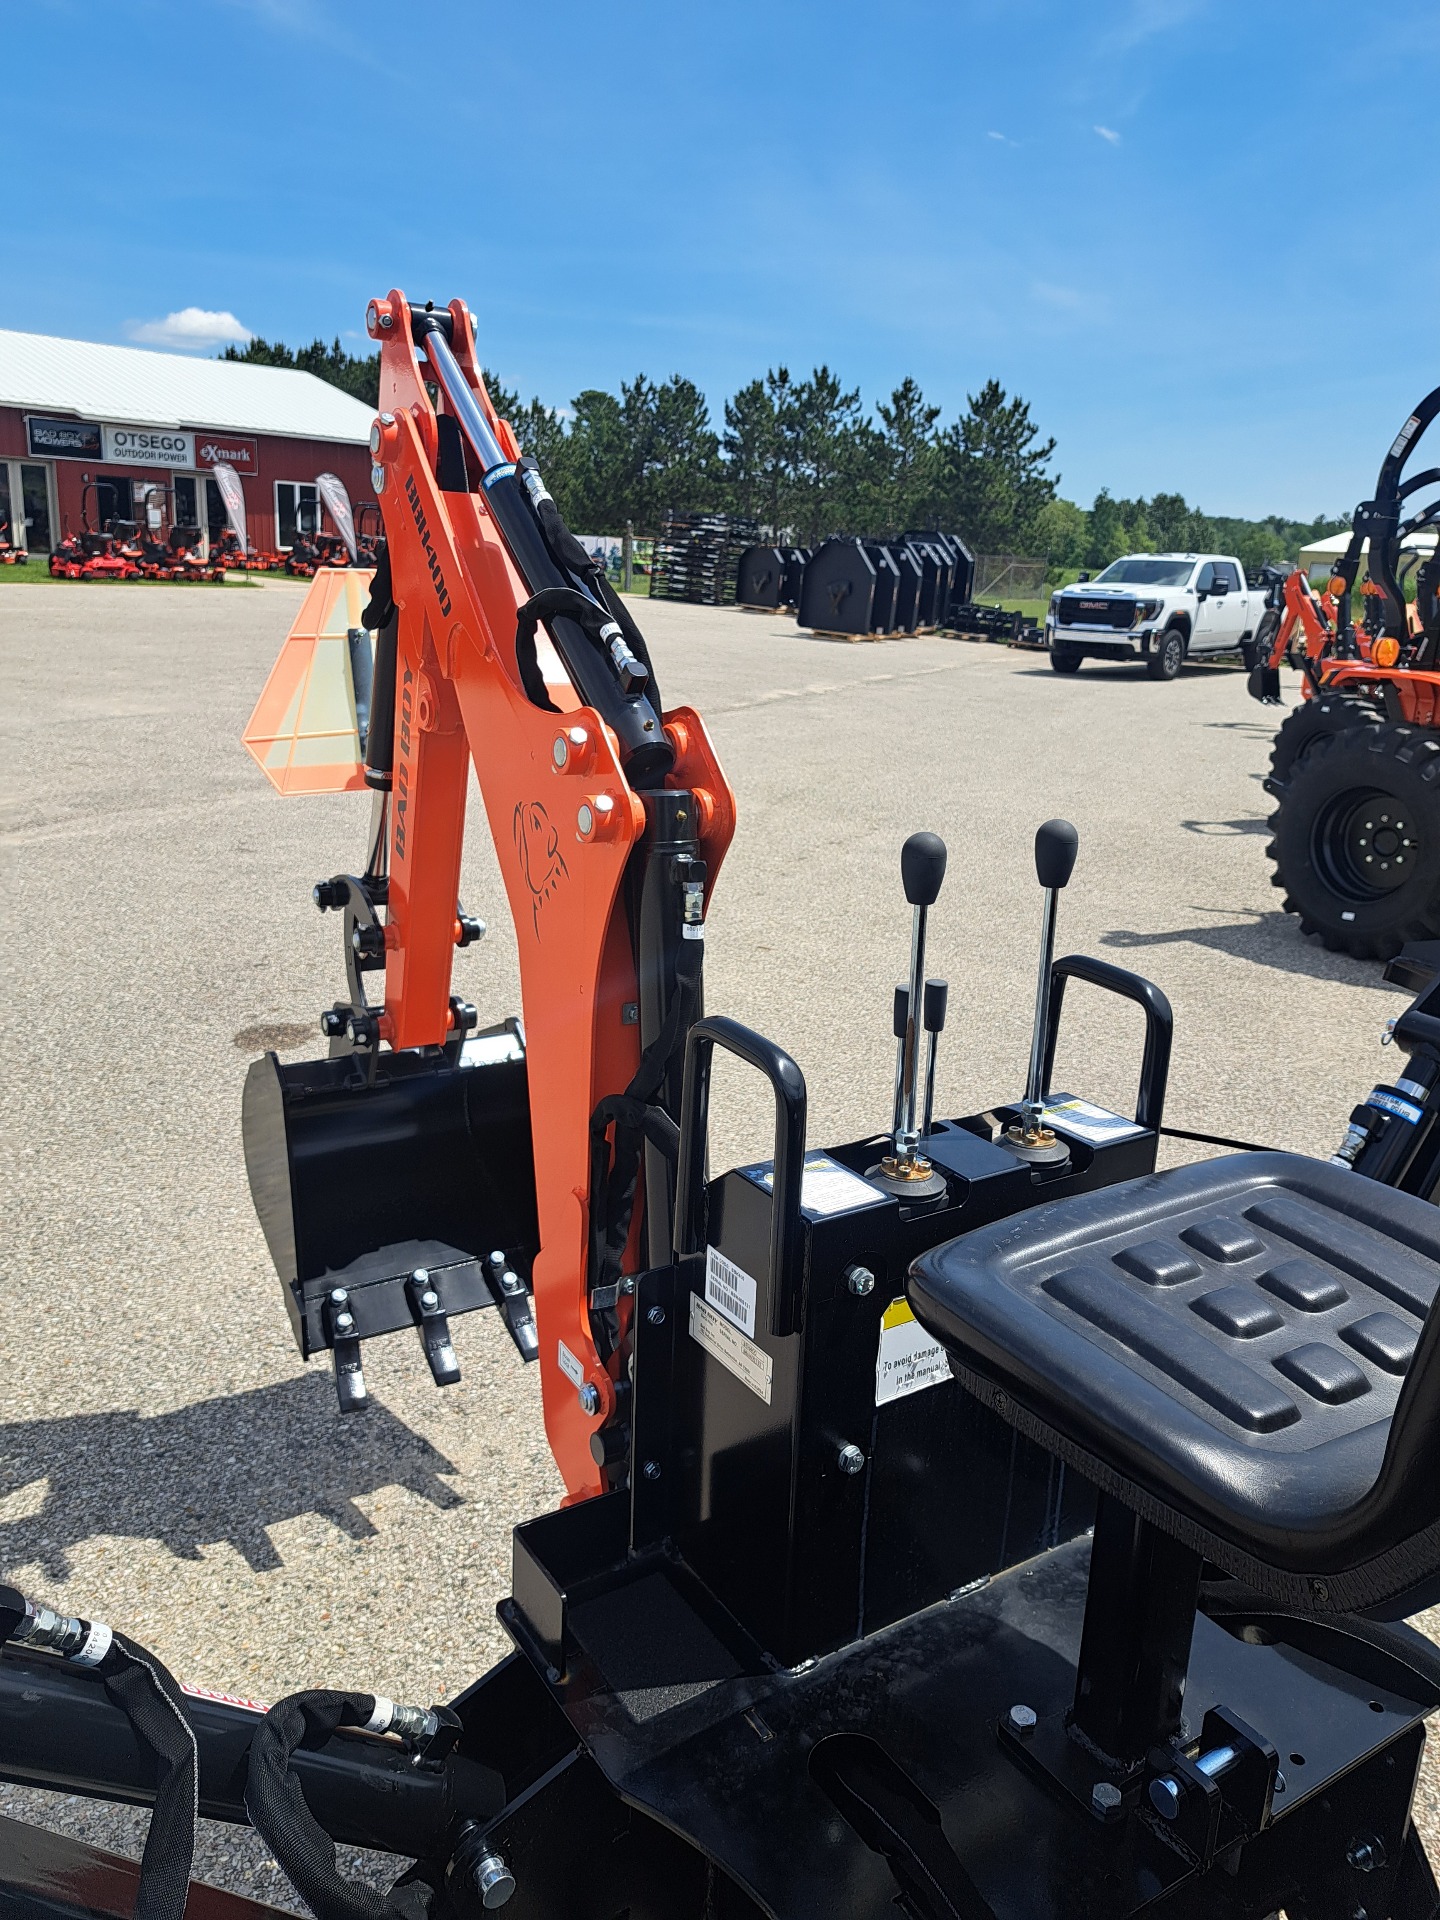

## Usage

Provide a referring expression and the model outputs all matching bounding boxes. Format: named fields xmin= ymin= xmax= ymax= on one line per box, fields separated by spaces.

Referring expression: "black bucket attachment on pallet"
xmin=797 ymin=538 xmax=878 ymax=636
xmin=865 ymin=543 xmax=902 ymax=634
xmin=736 ymin=545 xmax=785 ymax=609
xmin=242 ymin=1019 xmax=540 ymax=1409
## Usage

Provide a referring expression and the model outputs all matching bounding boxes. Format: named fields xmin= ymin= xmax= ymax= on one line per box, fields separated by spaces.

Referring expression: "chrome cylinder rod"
xmin=894 ymin=906 xmax=929 ymax=1162
xmin=417 ymin=321 xmax=510 ymax=475
xmin=1020 ymin=887 xmax=1059 ymax=1136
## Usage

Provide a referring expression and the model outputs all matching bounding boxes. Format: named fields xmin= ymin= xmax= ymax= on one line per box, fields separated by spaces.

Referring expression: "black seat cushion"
xmin=908 ymin=1153 xmax=1440 ymax=1612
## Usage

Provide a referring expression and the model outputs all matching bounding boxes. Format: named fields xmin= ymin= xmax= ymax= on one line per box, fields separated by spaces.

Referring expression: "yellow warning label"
xmin=876 ymin=1298 xmax=951 ymax=1406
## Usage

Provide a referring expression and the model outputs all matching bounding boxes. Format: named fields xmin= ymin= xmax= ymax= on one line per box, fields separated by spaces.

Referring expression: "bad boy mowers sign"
xmin=101 ymin=425 xmax=195 ymax=468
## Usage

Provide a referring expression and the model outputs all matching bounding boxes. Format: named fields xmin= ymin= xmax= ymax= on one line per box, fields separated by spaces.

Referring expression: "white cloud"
xmin=987 ymin=130 xmax=1019 ymax=146
xmin=1094 ymin=124 xmax=1122 ymax=144
xmin=128 ymin=308 xmax=254 ymax=352
xmin=1106 ymin=0 xmax=1205 ymax=51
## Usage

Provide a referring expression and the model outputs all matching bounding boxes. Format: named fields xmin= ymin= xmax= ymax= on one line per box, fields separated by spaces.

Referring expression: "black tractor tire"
xmin=1265 ymin=693 xmax=1380 ymax=797
xmin=1050 ymin=642 xmax=1082 ymax=674
xmin=1267 ymin=723 xmax=1440 ymax=958
xmin=1147 ymin=627 xmax=1185 ymax=680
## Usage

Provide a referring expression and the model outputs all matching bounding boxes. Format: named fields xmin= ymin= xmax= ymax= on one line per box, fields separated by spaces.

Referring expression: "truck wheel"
xmin=1265 ymin=694 xmax=1379 ymax=797
xmin=1267 ymin=724 xmax=1440 ymax=958
xmin=1050 ymin=642 xmax=1082 ymax=674
xmin=1147 ymin=628 xmax=1185 ymax=680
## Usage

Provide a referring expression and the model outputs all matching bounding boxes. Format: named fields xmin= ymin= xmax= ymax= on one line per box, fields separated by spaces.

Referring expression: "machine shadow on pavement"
xmin=1101 ymin=908 xmax=1406 ymax=984
xmin=0 ymin=1374 xmax=463 ymax=1578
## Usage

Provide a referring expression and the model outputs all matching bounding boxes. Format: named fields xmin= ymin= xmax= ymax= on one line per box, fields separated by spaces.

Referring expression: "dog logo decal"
xmin=513 ymin=801 xmax=568 ymax=936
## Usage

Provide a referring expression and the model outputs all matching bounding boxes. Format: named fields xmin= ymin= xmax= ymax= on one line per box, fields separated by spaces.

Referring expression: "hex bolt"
xmin=578 ymin=1383 xmax=601 ymax=1417
xmin=472 ymin=1852 xmax=516 ymax=1910
xmin=1091 ymin=1781 xmax=1123 ymax=1818
xmin=330 ymin=1288 xmax=349 ymax=1306
xmin=552 ymin=725 xmax=588 ymax=771
xmin=646 ymin=1305 xmax=666 ymax=1326
xmin=421 ymin=1290 xmax=439 ymax=1310
xmin=335 ymin=1311 xmax=355 ymax=1333
xmin=1347 ymin=1838 xmax=1385 ymax=1874
xmin=845 ymin=1264 xmax=876 ymax=1297
xmin=1005 ymin=1704 xmax=1037 ymax=1737
xmin=500 ymin=1270 xmax=523 ymax=1296
xmin=837 ymin=1444 xmax=866 ymax=1476
xmin=643 ymin=1460 xmax=662 ymax=1481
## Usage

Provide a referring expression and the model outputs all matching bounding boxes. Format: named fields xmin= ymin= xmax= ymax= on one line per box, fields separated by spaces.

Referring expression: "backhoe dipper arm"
xmin=366 ymin=293 xmax=734 ymax=1496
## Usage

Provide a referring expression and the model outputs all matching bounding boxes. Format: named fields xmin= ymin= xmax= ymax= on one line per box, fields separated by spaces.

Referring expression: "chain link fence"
xmin=974 ymin=555 xmax=1047 ymax=600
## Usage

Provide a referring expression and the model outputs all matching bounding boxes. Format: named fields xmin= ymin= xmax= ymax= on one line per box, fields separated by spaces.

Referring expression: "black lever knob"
xmin=901 ymin=831 xmax=947 ymax=907
xmin=923 ymin=979 xmax=948 ymax=1032
xmin=1034 ymin=819 xmax=1079 ymax=892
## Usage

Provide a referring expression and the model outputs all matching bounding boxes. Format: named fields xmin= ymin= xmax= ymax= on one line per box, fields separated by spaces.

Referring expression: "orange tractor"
xmin=1250 ymin=384 xmax=1440 ymax=957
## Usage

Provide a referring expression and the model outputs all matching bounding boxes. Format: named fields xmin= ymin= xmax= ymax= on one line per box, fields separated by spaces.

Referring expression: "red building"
xmin=0 ymin=328 xmax=375 ymax=555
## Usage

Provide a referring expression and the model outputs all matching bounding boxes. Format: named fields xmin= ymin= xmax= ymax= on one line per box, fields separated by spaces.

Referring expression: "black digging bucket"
xmin=242 ymin=1021 xmax=539 ymax=1359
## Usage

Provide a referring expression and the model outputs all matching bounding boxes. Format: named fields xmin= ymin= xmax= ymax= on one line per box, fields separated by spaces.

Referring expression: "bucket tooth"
xmin=326 ymin=1290 xmax=368 ymax=1412
xmin=407 ymin=1268 xmax=462 ymax=1386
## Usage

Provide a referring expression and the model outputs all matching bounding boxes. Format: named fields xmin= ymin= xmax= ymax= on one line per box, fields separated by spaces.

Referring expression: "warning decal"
xmin=876 ymin=1298 xmax=951 ymax=1406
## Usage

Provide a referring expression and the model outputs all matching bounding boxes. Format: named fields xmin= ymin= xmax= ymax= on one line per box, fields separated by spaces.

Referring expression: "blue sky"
xmin=5 ymin=0 xmax=1437 ymax=518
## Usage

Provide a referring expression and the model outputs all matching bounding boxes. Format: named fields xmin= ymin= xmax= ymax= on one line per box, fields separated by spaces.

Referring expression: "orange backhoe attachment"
xmin=240 ymin=294 xmax=735 ymax=1500
xmin=1247 ymin=568 xmax=1340 ymax=703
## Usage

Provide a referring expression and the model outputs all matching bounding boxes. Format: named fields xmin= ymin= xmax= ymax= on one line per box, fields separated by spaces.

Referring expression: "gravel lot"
xmin=2 ymin=582 xmax=1436 ymax=1901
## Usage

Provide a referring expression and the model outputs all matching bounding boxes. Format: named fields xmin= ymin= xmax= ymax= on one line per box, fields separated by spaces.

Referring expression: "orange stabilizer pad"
xmin=242 ymin=568 xmax=376 ymax=795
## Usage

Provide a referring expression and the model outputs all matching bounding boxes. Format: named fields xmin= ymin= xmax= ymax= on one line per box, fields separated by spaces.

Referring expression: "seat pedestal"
xmin=1072 ymin=1495 xmax=1202 ymax=1766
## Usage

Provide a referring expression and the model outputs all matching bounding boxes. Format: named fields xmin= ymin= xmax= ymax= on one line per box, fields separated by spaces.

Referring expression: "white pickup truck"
xmin=1045 ymin=553 xmax=1265 ymax=682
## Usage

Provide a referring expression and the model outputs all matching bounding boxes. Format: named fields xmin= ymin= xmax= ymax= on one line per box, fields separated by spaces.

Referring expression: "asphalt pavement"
xmin=2 ymin=582 xmax=1435 ymax=1901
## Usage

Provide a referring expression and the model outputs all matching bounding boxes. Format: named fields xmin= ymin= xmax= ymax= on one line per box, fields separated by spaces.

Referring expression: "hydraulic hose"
xmin=411 ymin=313 xmax=673 ymax=784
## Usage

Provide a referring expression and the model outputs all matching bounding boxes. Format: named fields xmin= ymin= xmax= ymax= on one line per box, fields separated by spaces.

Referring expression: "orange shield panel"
xmin=242 ymin=568 xmax=376 ymax=794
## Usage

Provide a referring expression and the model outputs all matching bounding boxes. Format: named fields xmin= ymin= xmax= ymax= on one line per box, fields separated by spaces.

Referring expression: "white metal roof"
xmin=1299 ymin=529 xmax=1438 ymax=562
xmin=0 ymin=329 xmax=375 ymax=444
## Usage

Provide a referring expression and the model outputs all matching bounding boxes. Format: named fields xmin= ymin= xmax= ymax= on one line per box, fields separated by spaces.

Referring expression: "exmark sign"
xmin=101 ymin=425 xmax=195 ymax=468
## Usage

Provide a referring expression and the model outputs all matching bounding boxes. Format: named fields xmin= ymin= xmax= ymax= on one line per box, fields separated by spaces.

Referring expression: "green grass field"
xmin=0 ymin=555 xmax=264 ymax=587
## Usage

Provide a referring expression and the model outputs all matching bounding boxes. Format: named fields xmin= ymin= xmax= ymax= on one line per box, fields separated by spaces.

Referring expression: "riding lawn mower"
xmin=1250 ymin=386 xmax=1440 ymax=959
xmin=10 ymin=293 xmax=1440 ymax=1920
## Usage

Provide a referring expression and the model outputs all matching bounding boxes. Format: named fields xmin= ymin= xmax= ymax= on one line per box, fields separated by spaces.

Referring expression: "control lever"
xmin=922 ymin=979 xmax=948 ymax=1136
xmin=870 ymin=834 xmax=949 ymax=1200
xmin=891 ymin=984 xmax=909 ymax=1136
xmin=1006 ymin=820 xmax=1079 ymax=1165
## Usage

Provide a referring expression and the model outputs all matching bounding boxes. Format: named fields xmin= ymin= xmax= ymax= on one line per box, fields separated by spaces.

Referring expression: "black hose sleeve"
xmin=360 ymin=539 xmax=394 ymax=633
xmin=515 ymin=459 xmax=665 ymax=714
xmin=245 ymin=1691 xmax=434 ymax=1920
xmin=1 ymin=1589 xmax=199 ymax=1920
xmin=103 ymin=1632 xmax=200 ymax=1920
xmin=512 ymin=587 xmax=599 ymax=713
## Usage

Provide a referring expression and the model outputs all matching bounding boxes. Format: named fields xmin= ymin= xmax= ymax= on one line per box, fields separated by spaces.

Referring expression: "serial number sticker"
xmin=689 ymin=1292 xmax=772 ymax=1405
xmin=742 ymin=1152 xmax=887 ymax=1218
xmin=1040 ymin=1094 xmax=1145 ymax=1145
xmin=556 ymin=1339 xmax=586 ymax=1388
xmin=1368 ymin=1088 xmax=1425 ymax=1126
xmin=876 ymin=1298 xmax=951 ymax=1407
xmin=705 ymin=1244 xmax=757 ymax=1338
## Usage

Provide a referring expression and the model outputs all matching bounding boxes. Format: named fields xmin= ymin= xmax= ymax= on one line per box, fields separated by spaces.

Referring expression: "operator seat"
xmin=908 ymin=1152 xmax=1440 ymax=1619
